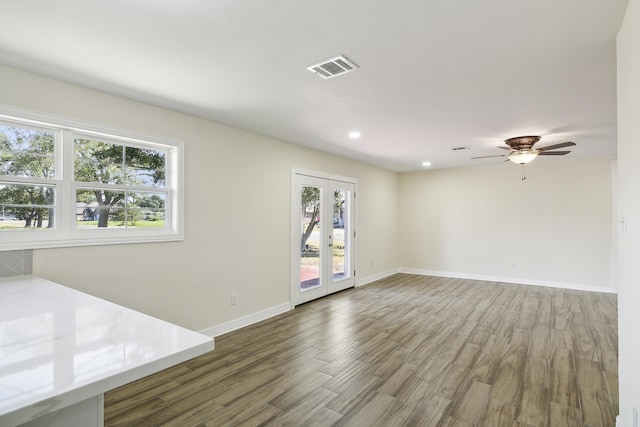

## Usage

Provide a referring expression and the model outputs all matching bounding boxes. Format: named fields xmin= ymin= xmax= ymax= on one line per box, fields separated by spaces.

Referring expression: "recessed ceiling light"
xmin=348 ymin=131 xmax=361 ymax=139
xmin=422 ymin=161 xmax=432 ymax=167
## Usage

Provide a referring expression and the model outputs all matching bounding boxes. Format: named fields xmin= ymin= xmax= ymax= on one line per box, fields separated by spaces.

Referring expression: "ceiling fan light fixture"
xmin=508 ymin=151 xmax=538 ymax=164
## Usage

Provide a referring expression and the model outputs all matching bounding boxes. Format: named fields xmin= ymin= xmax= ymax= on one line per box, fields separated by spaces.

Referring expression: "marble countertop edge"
xmin=0 ymin=275 xmax=215 ymax=426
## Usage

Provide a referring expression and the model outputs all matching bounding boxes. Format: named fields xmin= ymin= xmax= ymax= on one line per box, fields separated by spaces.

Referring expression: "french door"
xmin=291 ymin=172 xmax=356 ymax=306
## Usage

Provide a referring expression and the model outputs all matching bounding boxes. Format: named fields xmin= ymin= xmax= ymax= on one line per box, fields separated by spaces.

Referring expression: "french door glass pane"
xmin=300 ymin=185 xmax=321 ymax=292
xmin=332 ymin=188 xmax=350 ymax=282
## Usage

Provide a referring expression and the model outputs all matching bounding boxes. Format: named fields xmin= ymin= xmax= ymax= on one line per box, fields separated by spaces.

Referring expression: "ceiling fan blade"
xmin=537 ymin=141 xmax=576 ymax=151
xmin=538 ymin=150 xmax=571 ymax=156
xmin=471 ymin=154 xmax=507 ymax=159
xmin=497 ymin=146 xmax=511 ymax=150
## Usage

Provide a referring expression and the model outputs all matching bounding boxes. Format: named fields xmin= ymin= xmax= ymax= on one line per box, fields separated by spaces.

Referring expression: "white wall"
xmin=0 ymin=64 xmax=399 ymax=331
xmin=398 ymin=156 xmax=614 ymax=291
xmin=0 ymin=57 xmax=620 ymax=347
xmin=617 ymin=0 xmax=640 ymax=422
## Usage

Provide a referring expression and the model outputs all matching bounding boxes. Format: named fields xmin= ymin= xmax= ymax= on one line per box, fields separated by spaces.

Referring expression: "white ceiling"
xmin=0 ymin=0 xmax=629 ymax=171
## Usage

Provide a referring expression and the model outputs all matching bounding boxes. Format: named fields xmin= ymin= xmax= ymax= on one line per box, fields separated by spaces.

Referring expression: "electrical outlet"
xmin=634 ymin=407 xmax=638 ymax=427
xmin=510 ymin=261 xmax=517 ymax=270
xmin=231 ymin=293 xmax=238 ymax=306
xmin=620 ymin=212 xmax=628 ymax=235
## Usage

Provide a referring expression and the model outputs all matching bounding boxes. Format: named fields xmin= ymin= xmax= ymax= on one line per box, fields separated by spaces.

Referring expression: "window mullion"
xmin=122 ymin=146 xmax=127 ymax=225
xmin=59 ymin=130 xmax=75 ymax=233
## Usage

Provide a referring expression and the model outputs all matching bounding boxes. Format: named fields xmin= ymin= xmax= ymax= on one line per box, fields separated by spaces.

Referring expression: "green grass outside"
xmin=0 ymin=219 xmax=166 ymax=230
xmin=76 ymin=220 xmax=166 ymax=228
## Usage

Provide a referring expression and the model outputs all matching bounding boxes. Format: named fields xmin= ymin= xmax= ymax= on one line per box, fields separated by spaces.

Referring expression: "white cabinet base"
xmin=17 ymin=395 xmax=104 ymax=427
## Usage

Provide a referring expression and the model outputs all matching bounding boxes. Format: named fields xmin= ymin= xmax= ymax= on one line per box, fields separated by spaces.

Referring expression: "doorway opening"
xmin=291 ymin=170 xmax=356 ymax=306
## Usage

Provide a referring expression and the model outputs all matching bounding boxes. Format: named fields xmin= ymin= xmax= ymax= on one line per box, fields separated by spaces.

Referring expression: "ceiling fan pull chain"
xmin=522 ymin=164 xmax=527 ymax=181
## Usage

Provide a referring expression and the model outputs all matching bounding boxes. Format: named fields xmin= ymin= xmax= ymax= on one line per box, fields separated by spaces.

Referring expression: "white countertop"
xmin=0 ymin=275 xmax=214 ymax=426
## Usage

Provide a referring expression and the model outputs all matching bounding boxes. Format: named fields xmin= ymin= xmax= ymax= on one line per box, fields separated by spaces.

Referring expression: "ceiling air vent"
xmin=307 ymin=55 xmax=359 ymax=79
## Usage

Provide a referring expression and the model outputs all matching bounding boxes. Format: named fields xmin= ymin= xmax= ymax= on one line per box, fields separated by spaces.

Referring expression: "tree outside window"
xmin=0 ymin=111 xmax=182 ymax=250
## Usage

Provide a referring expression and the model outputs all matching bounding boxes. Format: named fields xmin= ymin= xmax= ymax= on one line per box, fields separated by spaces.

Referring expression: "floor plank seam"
xmin=104 ymin=274 xmax=618 ymax=427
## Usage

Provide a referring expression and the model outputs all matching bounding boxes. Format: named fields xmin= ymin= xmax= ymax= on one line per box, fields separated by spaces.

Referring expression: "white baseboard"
xmin=199 ymin=302 xmax=291 ymax=338
xmin=356 ymin=268 xmax=400 ymax=287
xmin=399 ymin=268 xmax=615 ymax=294
xmin=199 ymin=268 xmax=612 ymax=339
xmin=198 ymin=269 xmax=398 ymax=338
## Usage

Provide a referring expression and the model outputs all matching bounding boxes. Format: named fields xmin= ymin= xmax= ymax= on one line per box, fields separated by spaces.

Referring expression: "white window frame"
xmin=0 ymin=105 xmax=184 ymax=250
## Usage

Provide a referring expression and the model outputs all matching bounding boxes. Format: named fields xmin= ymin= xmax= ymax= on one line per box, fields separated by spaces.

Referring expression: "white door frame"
xmin=290 ymin=168 xmax=357 ymax=308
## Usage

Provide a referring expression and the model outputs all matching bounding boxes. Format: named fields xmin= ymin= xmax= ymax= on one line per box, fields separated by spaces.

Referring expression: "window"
xmin=0 ymin=108 xmax=183 ymax=250
xmin=73 ymin=137 xmax=168 ymax=230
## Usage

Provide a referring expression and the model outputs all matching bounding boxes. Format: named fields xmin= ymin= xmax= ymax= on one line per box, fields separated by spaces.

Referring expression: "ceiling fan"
xmin=472 ymin=135 xmax=576 ymax=164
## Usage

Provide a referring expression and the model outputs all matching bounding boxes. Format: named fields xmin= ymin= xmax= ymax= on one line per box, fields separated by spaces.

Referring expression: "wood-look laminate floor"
xmin=104 ymin=274 xmax=618 ymax=427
